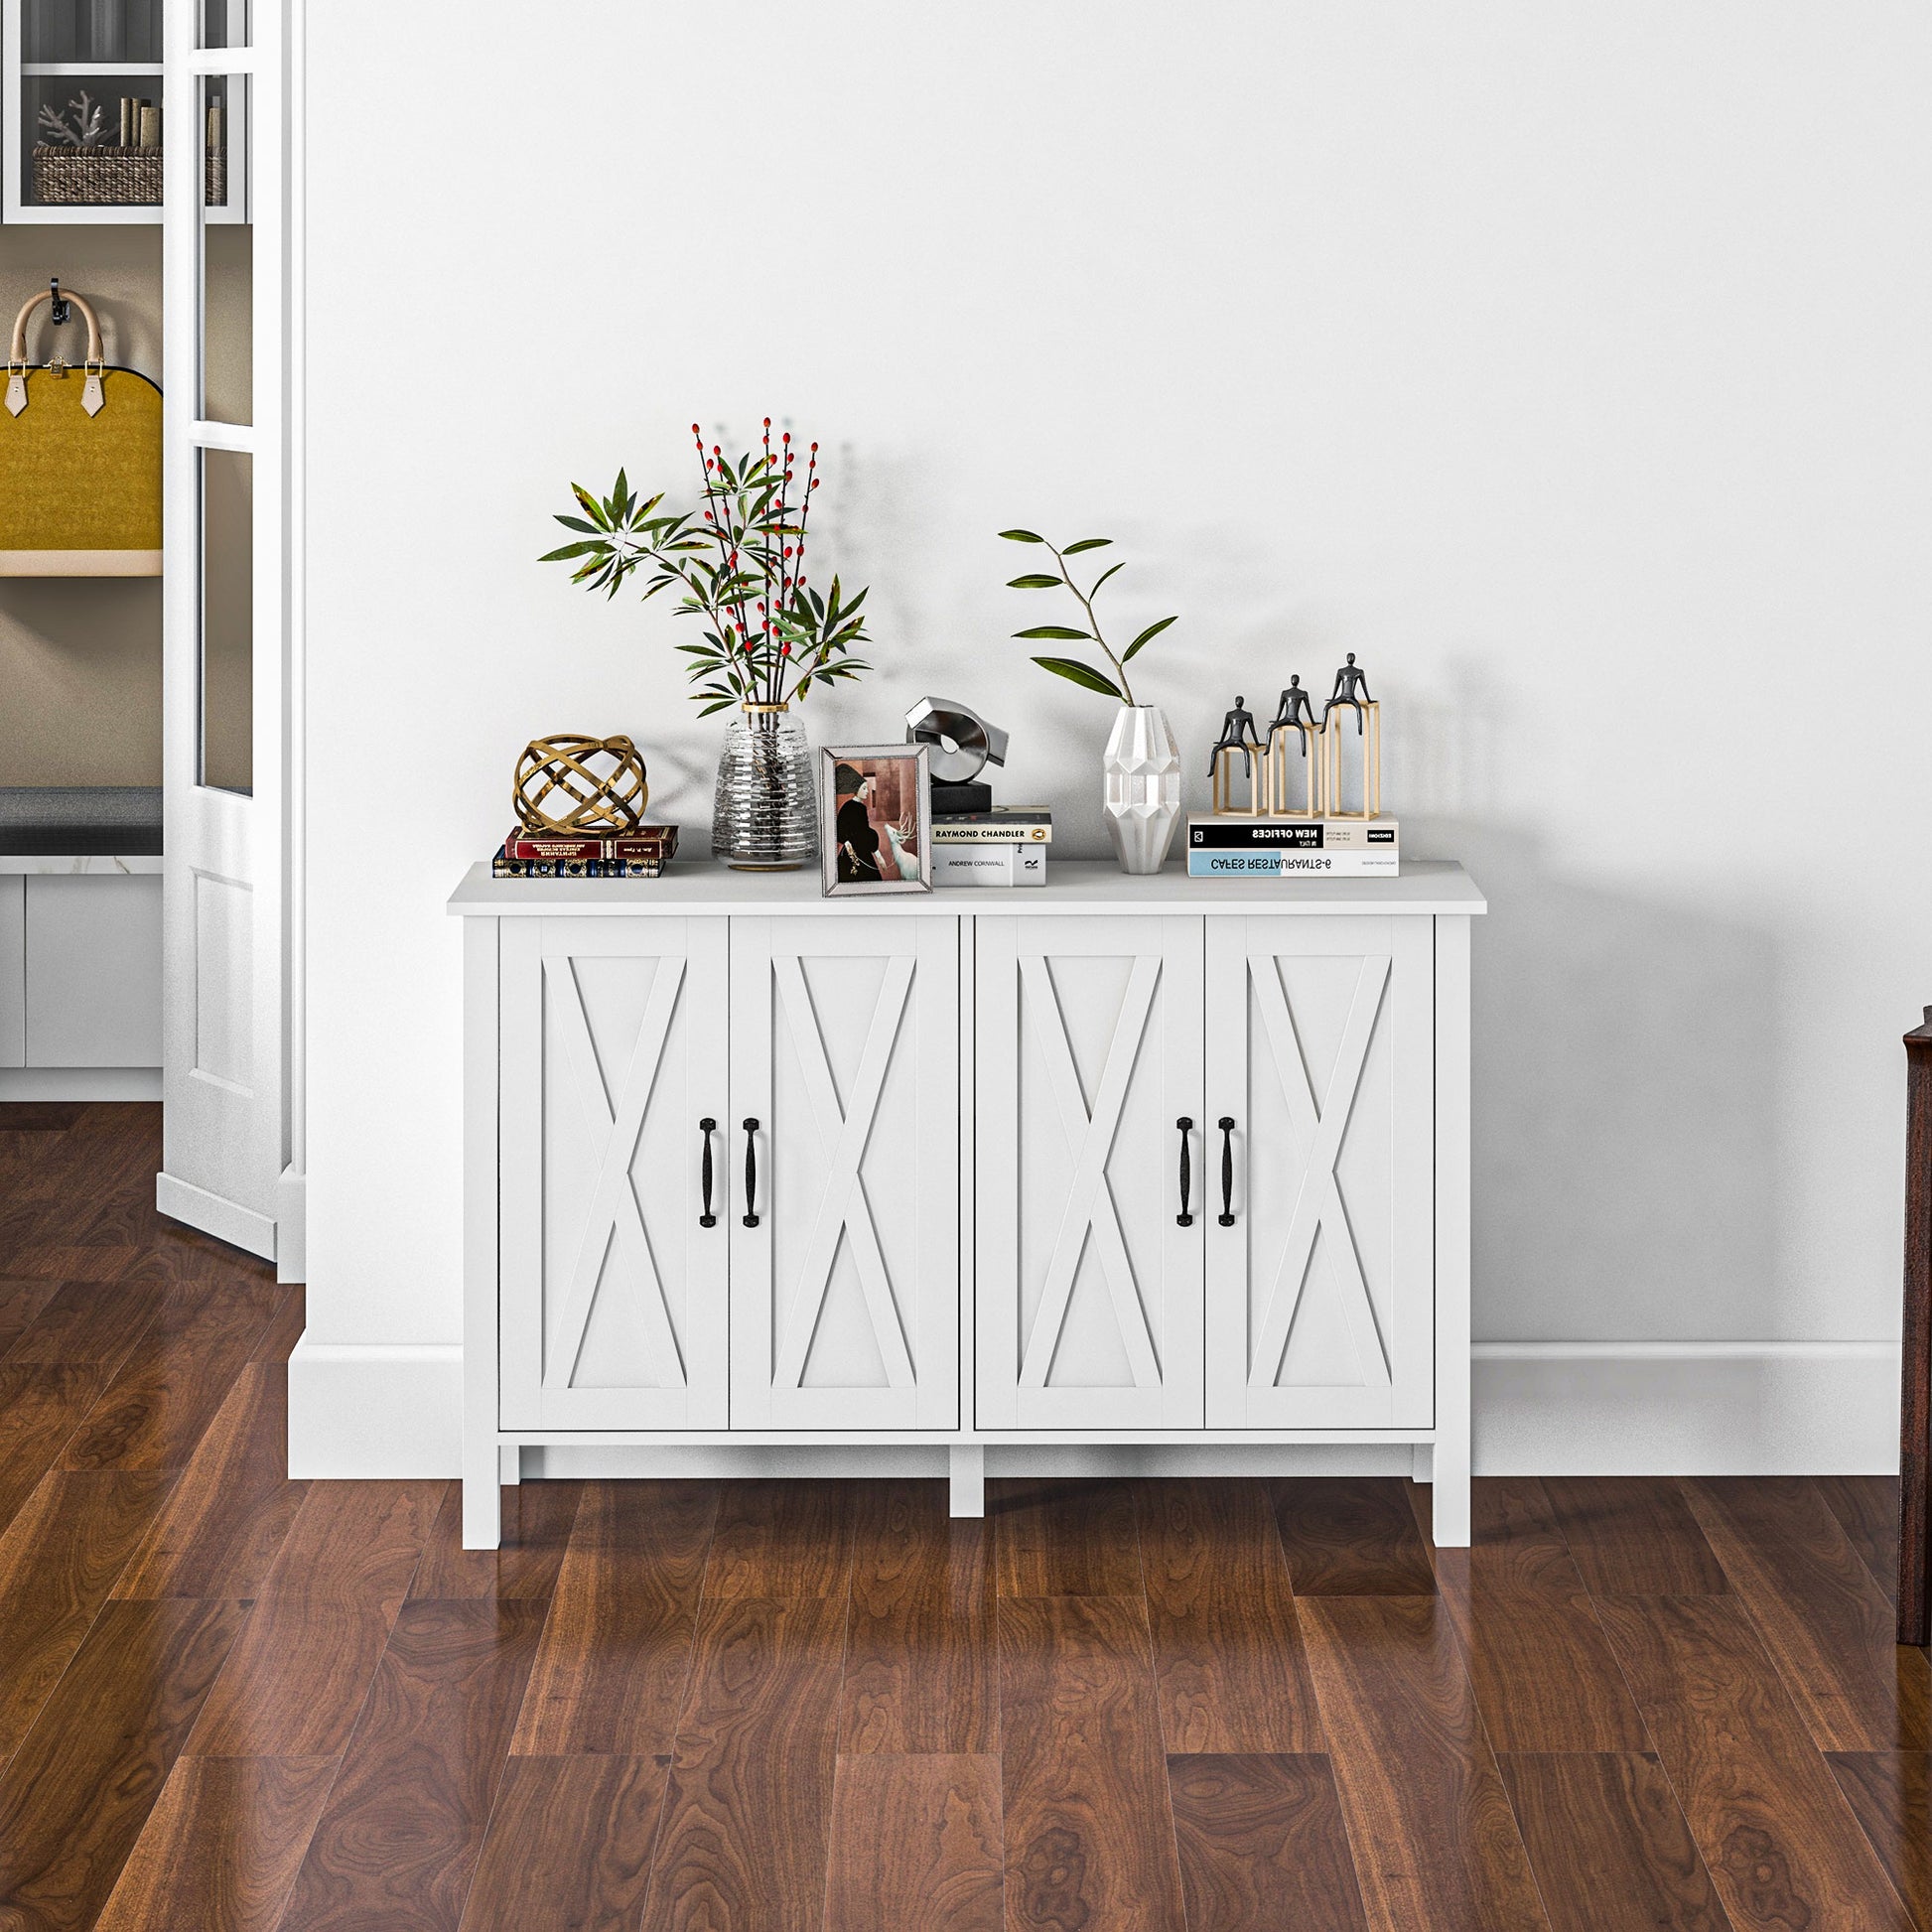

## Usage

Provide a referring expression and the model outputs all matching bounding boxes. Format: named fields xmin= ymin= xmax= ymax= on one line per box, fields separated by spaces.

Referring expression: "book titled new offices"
xmin=1186 ymin=816 xmax=1399 ymax=878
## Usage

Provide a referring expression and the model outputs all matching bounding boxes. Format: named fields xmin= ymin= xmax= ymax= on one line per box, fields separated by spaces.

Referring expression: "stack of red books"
xmin=491 ymin=824 xmax=679 ymax=879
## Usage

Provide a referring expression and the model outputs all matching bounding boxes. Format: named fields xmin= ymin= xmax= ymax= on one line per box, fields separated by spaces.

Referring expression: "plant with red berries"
xmin=999 ymin=527 xmax=1176 ymax=705
xmin=543 ymin=421 xmax=871 ymax=713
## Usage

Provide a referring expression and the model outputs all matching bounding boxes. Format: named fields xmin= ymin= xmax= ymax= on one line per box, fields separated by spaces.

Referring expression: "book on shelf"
xmin=492 ymin=845 xmax=667 ymax=879
xmin=1186 ymin=815 xmax=1397 ymax=851
xmin=930 ymin=844 xmax=1046 ymax=887
xmin=501 ymin=825 xmax=679 ymax=863
xmin=1187 ymin=850 xmax=1398 ymax=878
xmin=931 ymin=808 xmax=1051 ymax=845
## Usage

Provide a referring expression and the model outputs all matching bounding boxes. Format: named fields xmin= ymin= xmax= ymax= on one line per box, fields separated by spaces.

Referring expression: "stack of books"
xmin=492 ymin=824 xmax=679 ymax=878
xmin=1186 ymin=816 xmax=1398 ymax=878
xmin=930 ymin=808 xmax=1049 ymax=888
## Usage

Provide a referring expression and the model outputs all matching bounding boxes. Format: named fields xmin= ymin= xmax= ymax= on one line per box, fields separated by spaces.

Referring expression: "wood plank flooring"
xmin=1 ymin=1102 xmax=1929 ymax=1929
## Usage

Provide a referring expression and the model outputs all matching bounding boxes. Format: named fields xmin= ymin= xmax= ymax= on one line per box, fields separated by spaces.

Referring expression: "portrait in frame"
xmin=818 ymin=744 xmax=932 ymax=896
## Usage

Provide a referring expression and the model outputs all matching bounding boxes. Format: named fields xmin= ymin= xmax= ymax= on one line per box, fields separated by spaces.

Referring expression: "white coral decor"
xmin=38 ymin=92 xmax=106 ymax=147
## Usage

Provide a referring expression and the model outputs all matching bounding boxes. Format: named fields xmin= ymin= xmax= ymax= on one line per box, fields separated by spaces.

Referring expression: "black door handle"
xmin=1175 ymin=1117 xmax=1193 ymax=1226
xmin=698 ymin=1117 xmax=717 ymax=1227
xmin=1218 ymin=1116 xmax=1236 ymax=1226
xmin=742 ymin=1118 xmax=759 ymax=1227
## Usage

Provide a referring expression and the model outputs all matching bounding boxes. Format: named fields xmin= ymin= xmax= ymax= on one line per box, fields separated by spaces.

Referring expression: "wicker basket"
xmin=29 ymin=147 xmax=228 ymax=208
xmin=33 ymin=145 xmax=159 ymax=206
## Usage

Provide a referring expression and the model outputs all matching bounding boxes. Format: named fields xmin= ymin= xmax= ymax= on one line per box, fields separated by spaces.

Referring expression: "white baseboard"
xmin=275 ymin=1165 xmax=306 ymax=1285
xmin=0 ymin=1066 xmax=161 ymax=1100
xmin=1472 ymin=1341 xmax=1900 ymax=1476
xmin=287 ymin=1339 xmax=463 ymax=1477
xmin=281 ymin=1339 xmax=1904 ymax=1480
xmin=156 ymin=1170 xmax=276 ymax=1262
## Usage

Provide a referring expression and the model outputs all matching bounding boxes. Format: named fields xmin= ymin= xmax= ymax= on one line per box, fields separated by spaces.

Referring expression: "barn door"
xmin=729 ymin=916 xmax=958 ymax=1429
xmin=1205 ymin=914 xmax=1434 ymax=1428
xmin=159 ymin=0 xmax=291 ymax=1262
xmin=498 ymin=916 xmax=730 ymax=1430
xmin=975 ymin=915 xmax=1203 ymax=1430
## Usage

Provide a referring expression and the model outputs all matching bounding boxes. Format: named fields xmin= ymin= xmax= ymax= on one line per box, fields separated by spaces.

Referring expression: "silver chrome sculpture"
xmin=903 ymin=697 xmax=1010 ymax=784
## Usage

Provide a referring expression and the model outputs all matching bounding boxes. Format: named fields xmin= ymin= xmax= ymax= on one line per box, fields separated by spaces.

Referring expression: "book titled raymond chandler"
xmin=931 ymin=809 xmax=1052 ymax=845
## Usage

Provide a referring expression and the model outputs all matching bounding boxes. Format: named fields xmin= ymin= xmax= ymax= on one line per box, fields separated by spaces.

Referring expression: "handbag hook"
xmin=48 ymin=279 xmax=69 ymax=329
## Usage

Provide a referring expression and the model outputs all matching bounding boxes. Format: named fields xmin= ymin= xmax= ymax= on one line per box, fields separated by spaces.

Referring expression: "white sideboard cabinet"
xmin=453 ymin=859 xmax=1483 ymax=1550
xmin=0 ymin=863 xmax=163 ymax=1094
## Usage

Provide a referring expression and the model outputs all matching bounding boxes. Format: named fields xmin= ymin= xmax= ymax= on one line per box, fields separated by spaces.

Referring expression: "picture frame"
xmin=818 ymin=744 xmax=933 ymax=897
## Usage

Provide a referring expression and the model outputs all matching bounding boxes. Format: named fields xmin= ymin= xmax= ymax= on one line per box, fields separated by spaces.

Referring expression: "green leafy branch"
xmin=998 ymin=529 xmax=1175 ymax=706
xmin=541 ymin=425 xmax=872 ymax=712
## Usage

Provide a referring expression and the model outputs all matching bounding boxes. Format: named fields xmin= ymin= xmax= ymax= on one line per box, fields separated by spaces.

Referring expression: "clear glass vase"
xmin=712 ymin=704 xmax=818 ymax=870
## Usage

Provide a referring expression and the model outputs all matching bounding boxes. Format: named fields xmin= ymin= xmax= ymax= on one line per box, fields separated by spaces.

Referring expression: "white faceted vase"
xmin=1102 ymin=703 xmax=1182 ymax=875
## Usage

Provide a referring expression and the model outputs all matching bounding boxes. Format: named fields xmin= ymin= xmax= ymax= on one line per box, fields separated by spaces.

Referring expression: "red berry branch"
xmin=541 ymin=420 xmax=873 ymax=717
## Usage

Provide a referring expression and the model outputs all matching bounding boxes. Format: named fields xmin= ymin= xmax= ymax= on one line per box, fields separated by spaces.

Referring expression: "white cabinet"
xmin=0 ymin=878 xmax=22 ymax=1067
xmin=25 ymin=873 xmax=162 ymax=1066
xmin=973 ymin=912 xmax=1435 ymax=1433
xmin=498 ymin=915 xmax=730 ymax=1432
xmin=0 ymin=868 xmax=163 ymax=1091
xmin=975 ymin=915 xmax=1202 ymax=1430
xmin=458 ymin=861 xmax=1482 ymax=1552
xmin=1204 ymin=915 xmax=1435 ymax=1428
xmin=494 ymin=912 xmax=959 ymax=1436
xmin=730 ymin=916 xmax=958 ymax=1429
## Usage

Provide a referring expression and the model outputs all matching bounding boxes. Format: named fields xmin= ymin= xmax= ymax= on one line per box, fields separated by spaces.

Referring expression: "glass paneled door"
xmin=159 ymin=1 xmax=290 ymax=1265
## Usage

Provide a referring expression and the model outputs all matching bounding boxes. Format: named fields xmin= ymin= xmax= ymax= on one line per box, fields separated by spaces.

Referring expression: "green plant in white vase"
xmin=1000 ymin=526 xmax=1182 ymax=874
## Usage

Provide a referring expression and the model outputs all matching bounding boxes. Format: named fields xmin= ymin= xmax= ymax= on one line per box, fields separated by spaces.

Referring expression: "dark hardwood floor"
xmin=0 ymin=1101 xmax=1927 ymax=1929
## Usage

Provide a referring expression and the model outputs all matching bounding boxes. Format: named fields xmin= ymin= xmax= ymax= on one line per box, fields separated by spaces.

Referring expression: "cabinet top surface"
xmin=448 ymin=856 xmax=1484 ymax=917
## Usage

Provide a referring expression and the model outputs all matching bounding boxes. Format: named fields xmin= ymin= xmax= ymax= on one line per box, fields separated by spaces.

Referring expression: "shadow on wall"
xmin=1446 ymin=818 xmax=1779 ymax=1345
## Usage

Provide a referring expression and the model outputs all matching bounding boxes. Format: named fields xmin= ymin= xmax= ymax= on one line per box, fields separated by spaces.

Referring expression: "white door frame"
xmin=158 ymin=0 xmax=302 ymax=1271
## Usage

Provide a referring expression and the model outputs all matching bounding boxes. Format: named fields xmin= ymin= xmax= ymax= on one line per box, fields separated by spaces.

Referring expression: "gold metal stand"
xmin=1320 ymin=701 xmax=1381 ymax=819
xmin=1211 ymin=745 xmax=1264 ymax=816
xmin=1265 ymin=724 xmax=1325 ymax=817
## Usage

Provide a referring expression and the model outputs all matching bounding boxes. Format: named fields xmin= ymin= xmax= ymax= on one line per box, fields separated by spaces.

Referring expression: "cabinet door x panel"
xmin=1206 ymin=914 xmax=1434 ymax=1428
xmin=499 ymin=916 xmax=730 ymax=1430
xmin=976 ymin=915 xmax=1204 ymax=1429
xmin=730 ymin=916 xmax=959 ymax=1429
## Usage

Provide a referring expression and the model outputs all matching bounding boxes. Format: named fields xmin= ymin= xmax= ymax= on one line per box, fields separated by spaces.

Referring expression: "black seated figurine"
xmin=1321 ymin=652 xmax=1374 ymax=733
xmin=1207 ymin=695 xmax=1264 ymax=778
xmin=1271 ymin=675 xmax=1320 ymax=754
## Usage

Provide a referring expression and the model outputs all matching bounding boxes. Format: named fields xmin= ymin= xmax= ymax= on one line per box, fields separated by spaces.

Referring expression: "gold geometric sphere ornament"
xmin=513 ymin=734 xmax=649 ymax=835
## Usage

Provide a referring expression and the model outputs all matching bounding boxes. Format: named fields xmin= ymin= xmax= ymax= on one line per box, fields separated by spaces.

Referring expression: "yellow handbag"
xmin=0 ymin=286 xmax=162 ymax=576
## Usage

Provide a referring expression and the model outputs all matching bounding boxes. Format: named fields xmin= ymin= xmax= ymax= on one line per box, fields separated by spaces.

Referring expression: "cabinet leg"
xmin=498 ymin=1444 xmax=521 ymax=1486
xmin=949 ymin=1446 xmax=985 ymax=1518
xmin=1411 ymin=1442 xmax=1434 ymax=1485
xmin=1431 ymin=1430 xmax=1471 ymax=1549
xmin=463 ymin=1430 xmax=502 ymax=1550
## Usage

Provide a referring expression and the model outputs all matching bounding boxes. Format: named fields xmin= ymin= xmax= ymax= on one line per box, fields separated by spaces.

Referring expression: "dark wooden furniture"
xmin=1901 ymin=1008 xmax=1932 ymax=1643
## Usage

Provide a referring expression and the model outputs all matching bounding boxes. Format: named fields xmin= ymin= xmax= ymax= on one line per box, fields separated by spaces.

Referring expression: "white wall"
xmin=300 ymin=2 xmax=1932 ymax=1462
